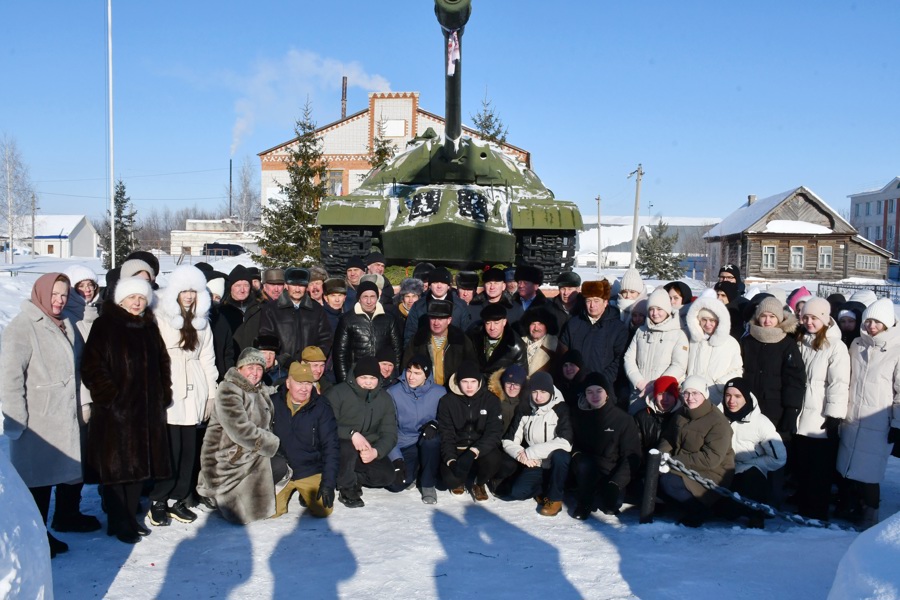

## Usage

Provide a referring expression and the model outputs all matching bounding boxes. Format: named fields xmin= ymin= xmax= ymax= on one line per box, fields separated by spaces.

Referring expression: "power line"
xmin=33 ymin=190 xmax=225 ymax=202
xmin=33 ymin=167 xmax=228 ymax=184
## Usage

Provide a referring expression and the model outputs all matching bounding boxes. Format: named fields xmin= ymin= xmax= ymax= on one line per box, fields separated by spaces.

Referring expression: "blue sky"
xmin=2 ymin=1 xmax=898 ymax=222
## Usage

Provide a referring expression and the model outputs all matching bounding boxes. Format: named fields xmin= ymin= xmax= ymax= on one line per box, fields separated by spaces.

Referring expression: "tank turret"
xmin=318 ymin=0 xmax=582 ymax=280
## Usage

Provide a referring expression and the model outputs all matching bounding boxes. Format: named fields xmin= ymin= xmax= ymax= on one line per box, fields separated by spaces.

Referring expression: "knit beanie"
xmin=356 ymin=281 xmax=380 ymax=299
xmin=862 ymin=298 xmax=896 ymax=329
xmin=581 ymin=372 xmax=615 ymax=402
xmin=560 ymin=349 xmax=584 ymax=370
xmin=681 ymin=375 xmax=710 ymax=399
xmin=800 ymin=297 xmax=831 ymax=325
xmin=375 ymin=346 xmax=395 ymax=365
xmin=454 ymin=360 xmax=482 ymax=383
xmin=236 ymin=347 xmax=266 ymax=369
xmin=849 ymin=289 xmax=878 ymax=307
xmin=63 ymin=264 xmax=97 ymax=287
xmin=713 ymin=281 xmax=739 ymax=303
xmin=354 ymin=356 xmax=381 ymax=379
xmin=653 ymin=375 xmax=680 ymax=398
xmin=528 ymin=371 xmax=555 ymax=396
xmin=724 ymin=377 xmax=754 ymax=403
xmin=120 ymin=259 xmax=154 ymax=280
xmin=647 ymin=287 xmax=673 ymax=314
xmin=125 ymin=251 xmax=160 ymax=280
xmin=114 ymin=276 xmax=153 ymax=305
xmin=619 ymin=269 xmax=643 ymax=294
xmin=755 ymin=296 xmax=785 ymax=324
xmin=406 ymin=353 xmax=433 ymax=377
xmin=500 ymin=364 xmax=527 ymax=386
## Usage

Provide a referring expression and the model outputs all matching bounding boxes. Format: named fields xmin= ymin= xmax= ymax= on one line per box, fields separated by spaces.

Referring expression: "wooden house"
xmin=704 ymin=186 xmax=891 ymax=281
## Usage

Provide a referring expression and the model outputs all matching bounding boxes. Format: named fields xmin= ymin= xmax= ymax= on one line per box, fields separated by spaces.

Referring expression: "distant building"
xmin=705 ymin=186 xmax=891 ymax=281
xmin=849 ymin=176 xmax=900 ymax=256
xmin=257 ymin=91 xmax=531 ymax=210
xmin=1 ymin=215 xmax=100 ymax=258
xmin=170 ymin=219 xmax=259 ymax=257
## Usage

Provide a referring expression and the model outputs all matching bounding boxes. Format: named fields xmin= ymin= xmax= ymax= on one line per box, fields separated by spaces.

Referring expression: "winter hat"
xmin=837 ymin=309 xmax=857 ymax=322
xmin=681 ymin=375 xmax=710 ymax=399
xmin=619 ymin=268 xmax=643 ymax=294
xmin=399 ymin=277 xmax=424 ymax=297
xmin=723 ymin=377 xmax=754 ymax=404
xmin=429 ymin=267 xmax=453 ymax=286
xmin=480 ymin=302 xmax=507 ymax=322
xmin=556 ymin=271 xmax=581 ymax=288
xmin=800 ymin=297 xmax=831 ymax=325
xmin=647 ymin=287 xmax=673 ymax=313
xmin=664 ymin=281 xmax=693 ymax=305
xmin=247 ymin=267 xmax=261 ymax=282
xmin=365 ymin=251 xmax=386 ymax=266
xmin=862 ymin=298 xmax=896 ymax=329
xmin=375 ymin=346 xmax=396 ymax=365
xmin=354 ymin=356 xmax=381 ymax=379
xmin=227 ymin=265 xmax=253 ymax=291
xmin=63 ymin=264 xmax=97 ymax=287
xmin=194 ymin=262 xmax=213 ymax=273
xmin=755 ymin=296 xmax=785 ymax=325
xmin=504 ymin=267 xmax=517 ymax=283
xmin=125 ymin=251 xmax=159 ymax=281
xmin=114 ymin=276 xmax=153 ymax=306
xmin=324 ymin=278 xmax=347 ymax=296
xmin=406 ymin=353 xmax=433 ymax=376
xmin=581 ymin=372 xmax=615 ymax=401
xmin=787 ymin=286 xmax=812 ymax=313
xmin=560 ymin=349 xmax=584 ymax=370
xmin=263 ymin=268 xmax=286 ymax=284
xmin=345 ymin=257 xmax=366 ymax=271
xmin=309 ymin=266 xmax=329 ymax=283
xmin=454 ymin=360 xmax=482 ymax=383
xmin=356 ymin=280 xmax=380 ymax=299
xmin=236 ymin=347 xmax=266 ymax=369
xmin=412 ymin=262 xmax=436 ymax=282
xmin=120 ymin=258 xmax=154 ymax=280
xmin=288 ymin=361 xmax=315 ymax=383
xmin=455 ymin=271 xmax=479 ymax=291
xmin=521 ymin=307 xmax=558 ymax=335
xmin=581 ymin=279 xmax=611 ymax=300
xmin=206 ymin=277 xmax=225 ymax=300
xmin=653 ymin=375 xmax=680 ymax=398
xmin=849 ymin=289 xmax=878 ymax=307
xmin=285 ymin=267 xmax=310 ymax=286
xmin=301 ymin=346 xmax=327 ymax=362
xmin=718 ymin=264 xmax=742 ymax=283
xmin=501 ymin=364 xmax=527 ymax=386
xmin=254 ymin=335 xmax=280 ymax=352
xmin=767 ymin=287 xmax=788 ymax=306
xmin=482 ymin=267 xmax=506 ymax=283
xmin=160 ymin=265 xmax=211 ymax=329
xmin=827 ymin=293 xmax=846 ymax=312
xmin=529 ymin=371 xmax=555 ymax=397
xmin=427 ymin=299 xmax=453 ymax=318
xmin=514 ymin=265 xmax=543 ymax=285
xmin=713 ymin=281 xmax=739 ymax=303
xmin=360 ymin=273 xmax=385 ymax=293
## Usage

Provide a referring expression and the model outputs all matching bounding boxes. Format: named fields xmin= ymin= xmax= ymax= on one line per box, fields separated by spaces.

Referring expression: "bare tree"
xmin=0 ymin=134 xmax=34 ymax=263
xmin=136 ymin=204 xmax=223 ymax=252
xmin=221 ymin=156 xmax=261 ymax=231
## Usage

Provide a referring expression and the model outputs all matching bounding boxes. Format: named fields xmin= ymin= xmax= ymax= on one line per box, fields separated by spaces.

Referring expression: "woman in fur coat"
xmin=81 ymin=276 xmax=172 ymax=544
xmin=1 ymin=272 xmax=95 ymax=557
xmin=197 ymin=347 xmax=281 ymax=524
xmin=149 ymin=265 xmax=219 ymax=527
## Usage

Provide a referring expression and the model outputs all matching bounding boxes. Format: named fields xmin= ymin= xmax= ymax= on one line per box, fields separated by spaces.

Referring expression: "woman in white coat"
xmin=685 ymin=297 xmax=743 ymax=405
xmin=623 ymin=288 xmax=689 ymax=414
xmin=149 ymin=265 xmax=219 ymax=527
xmin=721 ymin=377 xmax=786 ymax=528
xmin=837 ymin=298 xmax=900 ymax=528
xmin=792 ymin=298 xmax=849 ymax=522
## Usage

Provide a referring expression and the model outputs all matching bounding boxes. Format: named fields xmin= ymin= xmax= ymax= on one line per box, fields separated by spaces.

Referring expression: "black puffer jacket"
xmin=467 ymin=325 xmax=527 ymax=379
xmin=559 ymin=305 xmax=629 ymax=386
xmin=333 ymin=304 xmax=402 ymax=383
xmin=571 ymin=398 xmax=641 ymax=488
xmin=219 ymin=294 xmax=266 ymax=358
xmin=466 ymin=292 xmax=522 ymax=332
xmin=437 ymin=375 xmax=504 ymax=460
xmin=259 ymin=293 xmax=333 ymax=368
xmin=402 ymin=324 xmax=478 ymax=386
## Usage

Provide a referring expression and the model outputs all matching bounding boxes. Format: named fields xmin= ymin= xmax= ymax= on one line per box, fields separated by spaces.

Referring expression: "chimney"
xmin=748 ymin=194 xmax=757 ymax=206
xmin=341 ymin=76 xmax=347 ymax=119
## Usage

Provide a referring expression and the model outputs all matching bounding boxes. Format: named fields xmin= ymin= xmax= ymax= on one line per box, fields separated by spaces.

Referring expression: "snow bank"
xmin=0 ymin=444 xmax=53 ymax=599
xmin=829 ymin=512 xmax=900 ymax=599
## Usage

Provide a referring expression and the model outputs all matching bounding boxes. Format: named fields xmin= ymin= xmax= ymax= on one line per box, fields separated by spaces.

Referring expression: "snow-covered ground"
xmin=2 ymin=256 xmax=900 ymax=599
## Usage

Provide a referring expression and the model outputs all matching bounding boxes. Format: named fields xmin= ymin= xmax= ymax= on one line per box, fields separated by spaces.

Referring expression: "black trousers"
xmin=337 ymin=439 xmax=396 ymax=498
xmin=792 ymin=434 xmax=837 ymax=521
xmin=103 ymin=482 xmax=144 ymax=534
xmin=150 ymin=424 xmax=197 ymax=503
xmin=572 ymin=452 xmax=631 ymax=510
xmin=440 ymin=447 xmax=503 ymax=489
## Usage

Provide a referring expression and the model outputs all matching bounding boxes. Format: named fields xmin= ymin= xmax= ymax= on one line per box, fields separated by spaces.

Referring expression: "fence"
xmin=818 ymin=282 xmax=900 ymax=304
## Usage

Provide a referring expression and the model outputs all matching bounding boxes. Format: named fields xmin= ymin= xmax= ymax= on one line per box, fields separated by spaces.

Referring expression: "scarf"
xmin=31 ymin=272 xmax=68 ymax=335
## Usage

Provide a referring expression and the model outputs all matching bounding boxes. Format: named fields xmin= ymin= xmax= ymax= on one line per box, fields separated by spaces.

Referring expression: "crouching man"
xmin=272 ymin=362 xmax=340 ymax=518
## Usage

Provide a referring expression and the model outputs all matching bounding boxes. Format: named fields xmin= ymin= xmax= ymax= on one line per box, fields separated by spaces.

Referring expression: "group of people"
xmin=2 ymin=250 xmax=898 ymax=559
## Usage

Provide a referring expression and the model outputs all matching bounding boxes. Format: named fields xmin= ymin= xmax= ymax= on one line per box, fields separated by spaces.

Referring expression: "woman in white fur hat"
xmin=837 ymin=298 xmax=900 ymax=529
xmin=148 ymin=265 xmax=219 ymax=528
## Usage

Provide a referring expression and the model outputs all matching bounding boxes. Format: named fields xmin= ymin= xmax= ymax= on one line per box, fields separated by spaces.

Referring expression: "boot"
xmin=572 ymin=504 xmax=591 ymax=521
xmin=149 ymin=501 xmax=171 ymax=527
xmin=539 ymin=499 xmax=563 ymax=517
xmin=470 ymin=484 xmax=489 ymax=502
xmin=421 ymin=487 xmax=438 ymax=505
xmin=861 ymin=506 xmax=879 ymax=530
xmin=47 ymin=532 xmax=69 ymax=558
xmin=338 ymin=490 xmax=365 ymax=508
xmin=52 ymin=483 xmax=102 ymax=533
xmin=167 ymin=500 xmax=198 ymax=523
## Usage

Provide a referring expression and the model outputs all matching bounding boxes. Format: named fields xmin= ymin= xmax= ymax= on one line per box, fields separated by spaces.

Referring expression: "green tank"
xmin=318 ymin=0 xmax=582 ymax=280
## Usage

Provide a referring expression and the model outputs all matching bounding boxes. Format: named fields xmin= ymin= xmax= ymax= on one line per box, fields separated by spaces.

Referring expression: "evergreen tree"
xmin=368 ymin=119 xmax=397 ymax=169
xmin=256 ymin=100 xmax=327 ymax=267
xmin=470 ymin=93 xmax=508 ymax=144
xmin=99 ymin=179 xmax=138 ymax=269
xmin=636 ymin=220 xmax=686 ymax=280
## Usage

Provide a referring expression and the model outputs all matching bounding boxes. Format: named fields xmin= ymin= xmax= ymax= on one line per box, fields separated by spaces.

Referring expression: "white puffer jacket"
xmin=838 ymin=325 xmax=900 ymax=483
xmin=624 ymin=311 xmax=689 ymax=412
xmin=685 ymin=298 xmax=743 ymax=405
xmin=722 ymin=394 xmax=786 ymax=475
xmin=502 ymin=388 xmax=573 ymax=465
xmin=795 ymin=320 xmax=850 ymax=438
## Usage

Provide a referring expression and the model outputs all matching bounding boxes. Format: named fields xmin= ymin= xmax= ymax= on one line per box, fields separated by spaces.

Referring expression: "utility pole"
xmin=628 ymin=163 xmax=644 ymax=269
xmin=107 ymin=0 xmax=116 ymax=268
xmin=229 ymin=158 xmax=233 ymax=217
xmin=596 ymin=194 xmax=602 ymax=274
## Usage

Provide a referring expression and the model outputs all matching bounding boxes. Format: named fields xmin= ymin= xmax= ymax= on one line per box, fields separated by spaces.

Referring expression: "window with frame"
xmin=890 ymin=198 xmax=896 ymax=214
xmin=326 ymin=170 xmax=343 ymax=196
xmin=877 ymin=201 xmax=883 ymax=215
xmin=856 ymin=254 xmax=881 ymax=271
xmin=762 ymin=245 xmax=776 ymax=270
xmin=790 ymin=246 xmax=805 ymax=270
xmin=855 ymin=203 xmax=860 ymax=217
xmin=865 ymin=226 xmax=872 ymax=240
xmin=866 ymin=202 xmax=871 ymax=216
xmin=876 ymin=225 xmax=882 ymax=241
xmin=818 ymin=246 xmax=833 ymax=270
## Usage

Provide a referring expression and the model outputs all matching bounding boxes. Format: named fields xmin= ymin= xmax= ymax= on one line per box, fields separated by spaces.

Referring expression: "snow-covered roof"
xmin=31 ymin=215 xmax=87 ymax=238
xmin=763 ymin=220 xmax=832 ymax=234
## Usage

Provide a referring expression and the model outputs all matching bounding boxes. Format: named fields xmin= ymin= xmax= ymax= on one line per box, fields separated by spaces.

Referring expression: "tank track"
xmin=515 ymin=230 xmax=577 ymax=282
xmin=320 ymin=227 xmax=379 ymax=274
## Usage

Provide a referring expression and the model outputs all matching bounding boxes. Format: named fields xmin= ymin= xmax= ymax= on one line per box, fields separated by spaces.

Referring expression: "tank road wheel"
xmin=320 ymin=227 xmax=379 ymax=274
xmin=515 ymin=230 xmax=577 ymax=282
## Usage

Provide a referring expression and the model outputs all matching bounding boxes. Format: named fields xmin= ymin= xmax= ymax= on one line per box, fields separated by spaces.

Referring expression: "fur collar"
xmin=749 ymin=310 xmax=798 ymax=343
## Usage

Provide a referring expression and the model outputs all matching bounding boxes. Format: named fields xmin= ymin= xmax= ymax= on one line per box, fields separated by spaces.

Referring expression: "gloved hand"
xmin=419 ymin=420 xmax=439 ymax=441
xmin=888 ymin=427 xmax=900 ymax=445
xmin=821 ymin=416 xmax=842 ymax=441
xmin=316 ymin=485 xmax=335 ymax=509
xmin=659 ymin=452 xmax=671 ymax=474
xmin=778 ymin=408 xmax=800 ymax=435
xmin=453 ymin=449 xmax=476 ymax=478
xmin=392 ymin=458 xmax=407 ymax=486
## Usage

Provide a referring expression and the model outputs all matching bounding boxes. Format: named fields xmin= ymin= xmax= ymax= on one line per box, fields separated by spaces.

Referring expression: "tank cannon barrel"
xmin=435 ymin=0 xmax=471 ymax=157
